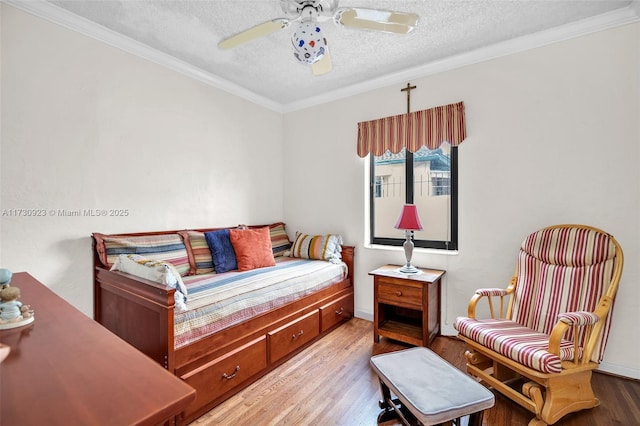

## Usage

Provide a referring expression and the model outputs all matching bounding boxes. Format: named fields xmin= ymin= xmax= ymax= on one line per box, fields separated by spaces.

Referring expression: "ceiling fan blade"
xmin=218 ymin=18 xmax=290 ymax=49
xmin=312 ymin=50 xmax=332 ymax=76
xmin=335 ymin=8 xmax=419 ymax=34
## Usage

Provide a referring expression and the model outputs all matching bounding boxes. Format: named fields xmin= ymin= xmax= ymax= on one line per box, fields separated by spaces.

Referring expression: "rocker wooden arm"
xmin=467 ymin=276 xmax=517 ymax=319
xmin=548 ymin=311 xmax=601 ymax=366
xmin=548 ymin=294 xmax=614 ymax=366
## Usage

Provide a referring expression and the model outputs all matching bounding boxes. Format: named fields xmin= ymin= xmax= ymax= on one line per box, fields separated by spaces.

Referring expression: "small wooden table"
xmin=370 ymin=347 xmax=495 ymax=425
xmin=370 ymin=265 xmax=445 ymax=347
xmin=0 ymin=272 xmax=196 ymax=426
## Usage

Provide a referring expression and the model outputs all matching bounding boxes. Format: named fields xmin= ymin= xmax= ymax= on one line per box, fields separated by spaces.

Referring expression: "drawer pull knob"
xmin=292 ymin=330 xmax=304 ymax=340
xmin=222 ymin=365 xmax=240 ymax=380
xmin=335 ymin=308 xmax=344 ymax=316
xmin=396 ymin=291 xmax=402 ymax=296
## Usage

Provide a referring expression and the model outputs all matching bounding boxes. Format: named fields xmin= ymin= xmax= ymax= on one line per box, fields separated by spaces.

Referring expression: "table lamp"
xmin=394 ymin=204 xmax=423 ymax=273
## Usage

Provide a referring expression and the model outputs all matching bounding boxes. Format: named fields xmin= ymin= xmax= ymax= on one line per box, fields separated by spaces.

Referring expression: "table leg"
xmin=376 ymin=379 xmax=418 ymax=426
xmin=467 ymin=410 xmax=484 ymax=426
xmin=377 ymin=379 xmax=396 ymax=422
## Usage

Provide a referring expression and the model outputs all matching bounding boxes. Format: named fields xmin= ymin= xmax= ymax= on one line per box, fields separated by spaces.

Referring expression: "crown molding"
xmin=4 ymin=0 xmax=639 ymax=114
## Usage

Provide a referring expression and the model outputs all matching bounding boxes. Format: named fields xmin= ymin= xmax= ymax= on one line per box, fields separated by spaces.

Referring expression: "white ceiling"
xmin=8 ymin=0 xmax=640 ymax=112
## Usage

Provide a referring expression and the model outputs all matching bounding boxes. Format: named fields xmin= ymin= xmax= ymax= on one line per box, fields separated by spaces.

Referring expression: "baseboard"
xmin=598 ymin=361 xmax=640 ymax=380
xmin=354 ymin=310 xmax=373 ymax=322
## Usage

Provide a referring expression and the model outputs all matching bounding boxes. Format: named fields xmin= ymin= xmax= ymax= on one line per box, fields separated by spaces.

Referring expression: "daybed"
xmin=92 ymin=223 xmax=354 ymax=424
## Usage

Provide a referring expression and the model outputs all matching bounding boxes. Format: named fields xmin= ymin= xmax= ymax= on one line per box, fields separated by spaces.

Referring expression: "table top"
xmin=369 ymin=264 xmax=446 ymax=283
xmin=0 ymin=272 xmax=195 ymax=426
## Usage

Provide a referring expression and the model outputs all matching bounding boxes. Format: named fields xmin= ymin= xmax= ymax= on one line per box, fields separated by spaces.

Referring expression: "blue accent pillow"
xmin=204 ymin=229 xmax=237 ymax=273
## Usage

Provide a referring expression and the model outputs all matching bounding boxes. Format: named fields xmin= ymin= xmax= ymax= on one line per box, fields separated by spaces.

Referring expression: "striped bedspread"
xmin=175 ymin=257 xmax=347 ymax=349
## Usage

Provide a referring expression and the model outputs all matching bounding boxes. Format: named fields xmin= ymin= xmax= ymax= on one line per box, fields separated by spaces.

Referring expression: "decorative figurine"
xmin=1 ymin=286 xmax=25 ymax=320
xmin=0 ymin=271 xmax=34 ymax=329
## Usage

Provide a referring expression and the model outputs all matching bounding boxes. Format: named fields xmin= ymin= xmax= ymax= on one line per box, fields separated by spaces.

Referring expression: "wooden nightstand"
xmin=370 ymin=265 xmax=445 ymax=347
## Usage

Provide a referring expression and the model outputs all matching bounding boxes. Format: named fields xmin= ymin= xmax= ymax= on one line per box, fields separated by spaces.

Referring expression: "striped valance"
xmin=357 ymin=101 xmax=467 ymax=157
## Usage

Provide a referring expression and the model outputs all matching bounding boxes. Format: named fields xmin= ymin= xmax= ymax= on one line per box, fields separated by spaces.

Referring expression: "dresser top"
xmin=0 ymin=272 xmax=195 ymax=425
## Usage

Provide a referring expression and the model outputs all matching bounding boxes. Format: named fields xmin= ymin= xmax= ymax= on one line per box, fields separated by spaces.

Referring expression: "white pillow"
xmin=111 ymin=254 xmax=188 ymax=311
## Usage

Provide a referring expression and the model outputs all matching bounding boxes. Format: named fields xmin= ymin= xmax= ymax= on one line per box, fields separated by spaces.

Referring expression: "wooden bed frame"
xmin=92 ymin=230 xmax=354 ymax=425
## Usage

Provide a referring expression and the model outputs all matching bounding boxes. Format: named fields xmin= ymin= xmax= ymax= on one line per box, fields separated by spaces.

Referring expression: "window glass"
xmin=370 ymin=144 xmax=457 ymax=250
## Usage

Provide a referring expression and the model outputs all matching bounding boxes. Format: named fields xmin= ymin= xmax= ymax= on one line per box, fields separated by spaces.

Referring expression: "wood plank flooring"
xmin=190 ymin=318 xmax=640 ymax=426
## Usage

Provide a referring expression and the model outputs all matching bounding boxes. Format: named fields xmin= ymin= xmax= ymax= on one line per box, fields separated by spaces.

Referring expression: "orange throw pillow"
xmin=229 ymin=227 xmax=276 ymax=271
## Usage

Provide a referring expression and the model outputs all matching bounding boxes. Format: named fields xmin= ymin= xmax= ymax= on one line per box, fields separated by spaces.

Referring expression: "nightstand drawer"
xmin=378 ymin=282 xmax=422 ymax=308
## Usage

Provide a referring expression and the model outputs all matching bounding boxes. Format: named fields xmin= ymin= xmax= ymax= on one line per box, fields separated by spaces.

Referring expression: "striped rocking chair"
xmin=454 ymin=224 xmax=624 ymax=426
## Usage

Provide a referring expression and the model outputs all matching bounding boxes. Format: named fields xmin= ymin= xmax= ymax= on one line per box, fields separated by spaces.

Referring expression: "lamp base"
xmin=398 ymin=264 xmax=420 ymax=274
xmin=400 ymin=230 xmax=420 ymax=274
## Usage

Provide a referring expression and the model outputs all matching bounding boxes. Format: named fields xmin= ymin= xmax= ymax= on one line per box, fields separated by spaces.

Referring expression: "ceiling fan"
xmin=218 ymin=0 xmax=419 ymax=75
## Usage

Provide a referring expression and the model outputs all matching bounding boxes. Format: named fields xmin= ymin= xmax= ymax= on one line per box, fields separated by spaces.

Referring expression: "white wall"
xmin=283 ymin=23 xmax=640 ymax=378
xmin=0 ymin=5 xmax=284 ymax=315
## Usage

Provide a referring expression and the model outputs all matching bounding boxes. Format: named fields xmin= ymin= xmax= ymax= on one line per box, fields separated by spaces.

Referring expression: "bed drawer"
xmin=320 ymin=293 xmax=353 ymax=332
xmin=179 ymin=336 xmax=267 ymax=419
xmin=268 ymin=310 xmax=319 ymax=363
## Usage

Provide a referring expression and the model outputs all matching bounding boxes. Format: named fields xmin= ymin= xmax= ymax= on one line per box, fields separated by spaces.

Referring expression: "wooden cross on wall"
xmin=401 ymin=82 xmax=417 ymax=114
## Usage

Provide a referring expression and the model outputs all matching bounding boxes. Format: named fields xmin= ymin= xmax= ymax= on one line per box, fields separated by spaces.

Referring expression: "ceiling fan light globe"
xmin=291 ymin=21 xmax=328 ymax=64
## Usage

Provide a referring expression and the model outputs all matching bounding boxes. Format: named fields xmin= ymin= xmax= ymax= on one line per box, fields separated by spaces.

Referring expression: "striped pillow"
xmin=180 ymin=231 xmax=215 ymax=275
xmin=268 ymin=222 xmax=291 ymax=258
xmin=289 ymin=232 xmax=342 ymax=262
xmin=95 ymin=233 xmax=190 ymax=276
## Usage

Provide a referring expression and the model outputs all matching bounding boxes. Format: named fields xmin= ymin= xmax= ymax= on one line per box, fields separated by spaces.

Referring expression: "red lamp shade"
xmin=394 ymin=204 xmax=423 ymax=231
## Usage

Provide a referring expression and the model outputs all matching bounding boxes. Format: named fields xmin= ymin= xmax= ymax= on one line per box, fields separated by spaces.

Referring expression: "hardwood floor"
xmin=190 ymin=318 xmax=640 ymax=426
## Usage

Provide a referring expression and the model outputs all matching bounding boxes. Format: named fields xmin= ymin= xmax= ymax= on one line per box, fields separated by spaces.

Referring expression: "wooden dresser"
xmin=0 ymin=272 xmax=196 ymax=425
xmin=370 ymin=265 xmax=445 ymax=347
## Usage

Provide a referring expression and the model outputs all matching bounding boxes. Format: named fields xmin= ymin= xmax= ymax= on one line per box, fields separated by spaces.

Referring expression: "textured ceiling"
xmin=14 ymin=1 xmax=640 ymax=110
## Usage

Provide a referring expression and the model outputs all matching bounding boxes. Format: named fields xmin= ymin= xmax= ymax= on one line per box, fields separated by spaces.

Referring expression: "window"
xmin=369 ymin=144 xmax=458 ymax=250
xmin=359 ymin=101 xmax=465 ymax=251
